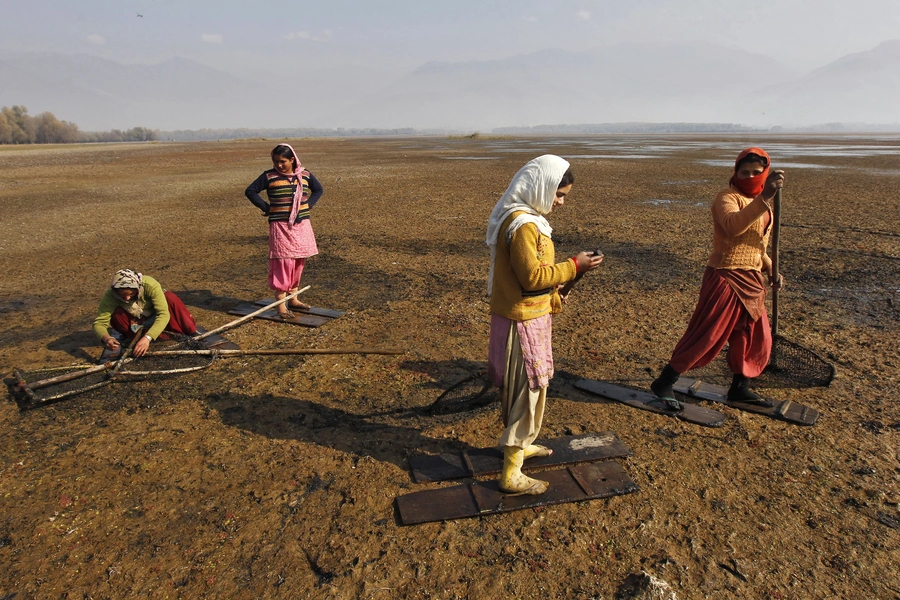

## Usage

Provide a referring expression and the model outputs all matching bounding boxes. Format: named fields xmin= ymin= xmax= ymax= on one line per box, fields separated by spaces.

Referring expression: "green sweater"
xmin=93 ymin=276 xmax=170 ymax=341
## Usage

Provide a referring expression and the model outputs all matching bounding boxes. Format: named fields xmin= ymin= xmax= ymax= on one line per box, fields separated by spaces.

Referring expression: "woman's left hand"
xmin=762 ymin=170 xmax=785 ymax=202
xmin=769 ymin=272 xmax=784 ymax=290
xmin=574 ymin=251 xmax=604 ymax=273
xmin=133 ymin=335 xmax=152 ymax=358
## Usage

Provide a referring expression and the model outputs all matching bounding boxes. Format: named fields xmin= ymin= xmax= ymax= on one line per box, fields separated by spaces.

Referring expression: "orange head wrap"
xmin=729 ymin=147 xmax=770 ymax=198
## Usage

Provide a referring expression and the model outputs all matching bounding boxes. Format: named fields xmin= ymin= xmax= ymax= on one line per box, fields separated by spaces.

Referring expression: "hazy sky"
xmin=2 ymin=0 xmax=898 ymax=78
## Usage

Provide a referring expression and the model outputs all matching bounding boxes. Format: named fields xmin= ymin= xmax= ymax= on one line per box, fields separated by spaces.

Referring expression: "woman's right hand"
xmin=574 ymin=251 xmax=604 ymax=272
xmin=102 ymin=336 xmax=120 ymax=351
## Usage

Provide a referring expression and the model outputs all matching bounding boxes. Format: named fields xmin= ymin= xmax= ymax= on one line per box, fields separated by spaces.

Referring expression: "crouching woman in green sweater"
xmin=485 ymin=155 xmax=603 ymax=495
xmin=93 ymin=269 xmax=197 ymax=358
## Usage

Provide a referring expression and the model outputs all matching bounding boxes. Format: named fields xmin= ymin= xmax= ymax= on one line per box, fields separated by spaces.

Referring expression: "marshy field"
xmin=0 ymin=135 xmax=898 ymax=598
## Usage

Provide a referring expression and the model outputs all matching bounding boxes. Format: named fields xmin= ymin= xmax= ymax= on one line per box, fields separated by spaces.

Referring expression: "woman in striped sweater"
xmin=245 ymin=144 xmax=324 ymax=319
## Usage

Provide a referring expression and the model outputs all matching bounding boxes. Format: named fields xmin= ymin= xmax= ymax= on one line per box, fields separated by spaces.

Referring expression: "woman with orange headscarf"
xmin=650 ymin=148 xmax=785 ymax=408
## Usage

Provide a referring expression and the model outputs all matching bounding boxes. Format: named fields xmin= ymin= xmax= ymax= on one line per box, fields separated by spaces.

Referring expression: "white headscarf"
xmin=485 ymin=154 xmax=570 ymax=295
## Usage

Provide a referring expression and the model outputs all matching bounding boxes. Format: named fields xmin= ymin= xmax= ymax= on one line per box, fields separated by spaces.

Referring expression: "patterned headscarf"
xmin=485 ymin=154 xmax=571 ymax=295
xmin=110 ymin=269 xmax=146 ymax=318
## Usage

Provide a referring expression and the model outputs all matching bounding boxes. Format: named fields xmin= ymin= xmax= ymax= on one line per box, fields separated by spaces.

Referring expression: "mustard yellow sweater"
xmin=707 ymin=187 xmax=773 ymax=274
xmin=490 ymin=212 xmax=578 ymax=321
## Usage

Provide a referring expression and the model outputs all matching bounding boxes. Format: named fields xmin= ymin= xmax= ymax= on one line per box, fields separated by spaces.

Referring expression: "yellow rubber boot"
xmin=499 ymin=446 xmax=549 ymax=495
xmin=523 ymin=444 xmax=553 ymax=460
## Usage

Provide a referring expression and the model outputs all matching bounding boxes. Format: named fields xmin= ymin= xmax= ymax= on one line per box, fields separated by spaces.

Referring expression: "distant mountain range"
xmin=0 ymin=53 xmax=265 ymax=131
xmin=1 ymin=40 xmax=898 ymax=131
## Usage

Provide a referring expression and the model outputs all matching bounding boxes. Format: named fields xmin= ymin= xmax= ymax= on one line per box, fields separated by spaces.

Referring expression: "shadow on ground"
xmin=207 ymin=391 xmax=480 ymax=474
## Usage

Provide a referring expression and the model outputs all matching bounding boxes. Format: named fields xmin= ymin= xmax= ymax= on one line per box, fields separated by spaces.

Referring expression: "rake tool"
xmin=9 ymin=344 xmax=403 ymax=409
xmin=7 ymin=286 xmax=346 ymax=407
xmin=765 ymin=188 xmax=835 ymax=386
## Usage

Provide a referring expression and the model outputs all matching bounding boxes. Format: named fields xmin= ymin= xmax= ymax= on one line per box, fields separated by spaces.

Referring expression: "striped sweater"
xmin=245 ymin=169 xmax=324 ymax=224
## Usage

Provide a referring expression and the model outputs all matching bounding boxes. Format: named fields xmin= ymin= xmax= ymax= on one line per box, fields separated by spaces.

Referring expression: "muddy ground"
xmin=0 ymin=135 xmax=898 ymax=599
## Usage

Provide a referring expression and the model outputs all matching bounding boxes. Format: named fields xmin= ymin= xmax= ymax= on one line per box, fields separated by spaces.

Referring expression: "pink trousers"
xmin=268 ymin=258 xmax=306 ymax=292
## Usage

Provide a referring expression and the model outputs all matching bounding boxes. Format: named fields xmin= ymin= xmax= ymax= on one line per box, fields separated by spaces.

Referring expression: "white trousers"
xmin=498 ymin=320 xmax=547 ymax=449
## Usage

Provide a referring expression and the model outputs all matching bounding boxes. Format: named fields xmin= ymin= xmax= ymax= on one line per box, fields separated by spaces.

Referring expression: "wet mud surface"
xmin=0 ymin=136 xmax=898 ymax=598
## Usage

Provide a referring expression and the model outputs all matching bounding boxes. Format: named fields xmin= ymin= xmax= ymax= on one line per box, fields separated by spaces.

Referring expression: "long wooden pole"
xmin=193 ymin=286 xmax=310 ymax=340
xmin=109 ymin=326 xmax=142 ymax=376
xmin=144 ymin=347 xmax=404 ymax=357
xmin=771 ymin=189 xmax=782 ymax=336
xmin=19 ymin=346 xmax=402 ymax=390
xmin=24 ymin=362 xmax=115 ymax=390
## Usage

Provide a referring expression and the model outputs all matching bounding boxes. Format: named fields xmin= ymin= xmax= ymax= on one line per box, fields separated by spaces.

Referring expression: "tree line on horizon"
xmin=0 ymin=105 xmax=158 ymax=144
xmin=8 ymin=104 xmax=894 ymax=143
xmin=161 ymin=126 xmax=422 ymax=141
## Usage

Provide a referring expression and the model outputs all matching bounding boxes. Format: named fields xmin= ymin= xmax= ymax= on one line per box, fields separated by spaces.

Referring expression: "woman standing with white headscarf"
xmin=486 ymin=155 xmax=604 ymax=495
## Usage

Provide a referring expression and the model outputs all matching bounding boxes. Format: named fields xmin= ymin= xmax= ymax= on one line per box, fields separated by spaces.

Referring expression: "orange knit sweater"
xmin=707 ymin=187 xmax=773 ymax=274
xmin=490 ymin=212 xmax=578 ymax=321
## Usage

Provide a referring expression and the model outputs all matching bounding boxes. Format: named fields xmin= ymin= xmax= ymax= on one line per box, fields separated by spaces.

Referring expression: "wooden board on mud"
xmin=396 ymin=461 xmax=638 ymax=525
xmin=575 ymin=378 xmax=726 ymax=428
xmin=228 ymin=303 xmax=332 ymax=328
xmin=194 ymin=326 xmax=240 ymax=350
xmin=409 ymin=432 xmax=633 ymax=483
xmin=254 ymin=299 xmax=345 ymax=319
xmin=674 ymin=377 xmax=819 ymax=426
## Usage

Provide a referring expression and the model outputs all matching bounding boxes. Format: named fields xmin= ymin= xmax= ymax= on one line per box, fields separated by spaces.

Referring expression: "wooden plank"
xmin=673 ymin=377 xmax=818 ymax=426
xmin=228 ymin=303 xmax=332 ymax=328
xmin=575 ymin=378 xmax=726 ymax=428
xmin=396 ymin=461 xmax=638 ymax=525
xmin=409 ymin=432 xmax=633 ymax=483
xmin=192 ymin=326 xmax=240 ymax=350
xmin=254 ymin=299 xmax=345 ymax=319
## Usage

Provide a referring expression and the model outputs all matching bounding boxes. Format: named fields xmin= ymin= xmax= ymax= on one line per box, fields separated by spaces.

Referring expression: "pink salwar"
xmin=268 ymin=258 xmax=307 ymax=292
xmin=268 ymin=219 xmax=318 ymax=292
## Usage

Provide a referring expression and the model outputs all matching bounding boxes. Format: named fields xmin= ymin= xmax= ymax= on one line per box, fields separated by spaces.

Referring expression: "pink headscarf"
xmin=272 ymin=143 xmax=307 ymax=226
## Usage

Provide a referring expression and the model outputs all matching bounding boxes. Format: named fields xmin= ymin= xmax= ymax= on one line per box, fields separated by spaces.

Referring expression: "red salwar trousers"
xmin=669 ymin=267 xmax=771 ymax=378
xmin=110 ymin=290 xmax=197 ymax=340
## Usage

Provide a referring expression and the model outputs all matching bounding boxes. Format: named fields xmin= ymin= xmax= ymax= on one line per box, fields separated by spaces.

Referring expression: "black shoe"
xmin=651 ymin=364 xmax=682 ymax=410
xmin=727 ymin=374 xmax=774 ymax=407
